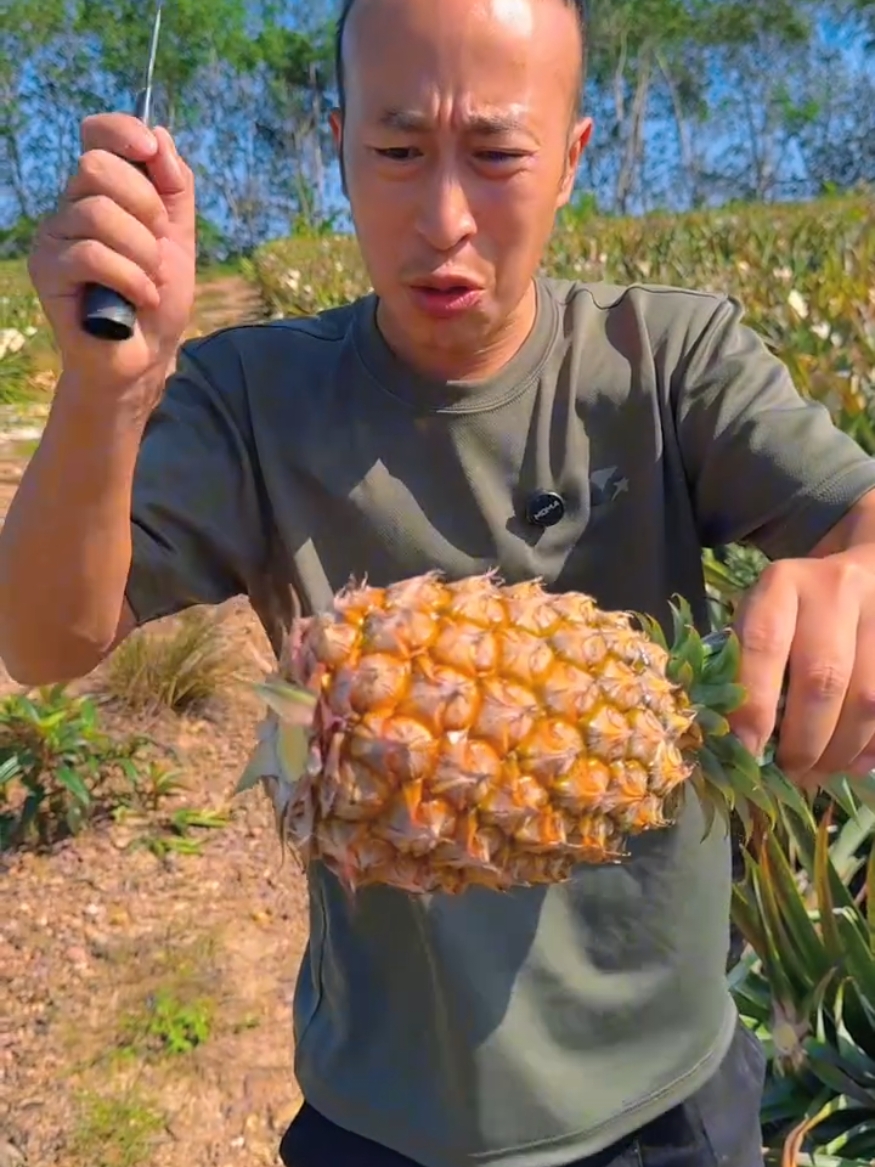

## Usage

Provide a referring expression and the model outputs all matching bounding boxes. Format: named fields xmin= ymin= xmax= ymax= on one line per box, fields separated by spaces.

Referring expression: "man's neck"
xmin=375 ymin=281 xmax=538 ymax=383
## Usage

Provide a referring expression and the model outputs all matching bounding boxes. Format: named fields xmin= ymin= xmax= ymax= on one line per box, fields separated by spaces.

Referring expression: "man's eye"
xmin=477 ymin=151 xmax=525 ymax=162
xmin=375 ymin=148 xmax=418 ymax=161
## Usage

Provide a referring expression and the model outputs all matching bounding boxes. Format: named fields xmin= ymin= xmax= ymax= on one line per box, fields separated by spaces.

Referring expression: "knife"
xmin=81 ymin=0 xmax=164 ymax=341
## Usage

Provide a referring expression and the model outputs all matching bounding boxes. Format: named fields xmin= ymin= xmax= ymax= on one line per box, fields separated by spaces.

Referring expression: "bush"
xmin=252 ymin=194 xmax=875 ymax=449
xmin=0 ymin=259 xmax=56 ymax=404
xmin=0 ymin=684 xmax=174 ymax=849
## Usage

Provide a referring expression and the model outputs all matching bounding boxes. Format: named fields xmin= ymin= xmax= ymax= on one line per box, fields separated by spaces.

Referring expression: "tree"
xmin=0 ymin=0 xmax=870 ymax=245
xmin=0 ymin=0 xmax=99 ymax=223
xmin=75 ymin=0 xmax=253 ymax=129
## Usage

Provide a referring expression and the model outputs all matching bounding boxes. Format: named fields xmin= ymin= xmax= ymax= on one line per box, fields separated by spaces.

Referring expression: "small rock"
xmin=0 ymin=1139 xmax=25 ymax=1167
xmin=84 ymin=930 xmax=110 ymax=957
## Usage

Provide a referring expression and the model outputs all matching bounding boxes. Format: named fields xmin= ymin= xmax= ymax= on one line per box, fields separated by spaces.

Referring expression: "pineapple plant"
xmin=236 ymin=569 xmax=815 ymax=896
xmin=731 ymin=803 xmax=875 ymax=1166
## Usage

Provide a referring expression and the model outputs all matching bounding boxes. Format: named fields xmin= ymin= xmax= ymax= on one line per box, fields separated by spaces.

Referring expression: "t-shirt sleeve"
xmin=672 ymin=294 xmax=875 ymax=560
xmin=125 ymin=332 xmax=271 ymax=627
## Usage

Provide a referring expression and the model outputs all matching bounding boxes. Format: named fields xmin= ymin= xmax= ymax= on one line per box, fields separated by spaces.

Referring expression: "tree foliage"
xmin=0 ymin=0 xmax=872 ymax=258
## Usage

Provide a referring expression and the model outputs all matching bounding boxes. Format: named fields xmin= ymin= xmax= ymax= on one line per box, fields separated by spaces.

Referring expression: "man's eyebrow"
xmin=377 ymin=109 xmax=530 ymax=134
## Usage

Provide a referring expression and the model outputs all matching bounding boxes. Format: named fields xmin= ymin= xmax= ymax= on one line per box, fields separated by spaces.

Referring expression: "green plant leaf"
xmin=56 ymin=765 xmax=91 ymax=807
xmin=0 ymin=755 xmax=22 ymax=787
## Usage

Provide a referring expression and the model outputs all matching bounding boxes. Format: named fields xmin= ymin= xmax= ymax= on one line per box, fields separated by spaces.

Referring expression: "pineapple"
xmin=238 ymin=571 xmax=805 ymax=895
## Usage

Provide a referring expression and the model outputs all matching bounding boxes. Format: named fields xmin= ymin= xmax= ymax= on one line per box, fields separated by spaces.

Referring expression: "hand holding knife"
xmin=81 ymin=0 xmax=164 ymax=341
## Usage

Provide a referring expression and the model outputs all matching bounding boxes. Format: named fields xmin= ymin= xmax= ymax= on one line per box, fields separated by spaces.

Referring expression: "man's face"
xmin=330 ymin=0 xmax=592 ymax=375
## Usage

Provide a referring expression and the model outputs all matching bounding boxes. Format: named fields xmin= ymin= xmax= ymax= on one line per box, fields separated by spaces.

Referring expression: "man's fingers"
xmin=65 ymin=149 xmax=169 ymax=236
xmin=50 ymin=239 xmax=161 ymax=311
xmin=75 ymin=119 xmax=191 ymax=226
xmin=47 ymin=195 xmax=163 ymax=284
xmin=80 ymin=112 xmax=158 ymax=164
xmin=730 ymin=566 xmax=799 ymax=757
xmin=813 ymin=599 xmax=875 ymax=777
xmin=776 ymin=594 xmax=856 ymax=777
xmin=148 ymin=129 xmax=196 ymax=254
xmin=146 ymin=127 xmax=191 ymax=204
xmin=849 ymin=732 xmax=875 ymax=777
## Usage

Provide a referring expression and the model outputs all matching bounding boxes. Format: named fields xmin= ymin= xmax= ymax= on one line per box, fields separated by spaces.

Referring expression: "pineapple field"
xmin=0 ymin=192 xmax=874 ymax=1167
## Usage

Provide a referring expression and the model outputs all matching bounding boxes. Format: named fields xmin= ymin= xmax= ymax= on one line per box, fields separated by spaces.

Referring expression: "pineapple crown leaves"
xmin=636 ymin=597 xmax=813 ymax=844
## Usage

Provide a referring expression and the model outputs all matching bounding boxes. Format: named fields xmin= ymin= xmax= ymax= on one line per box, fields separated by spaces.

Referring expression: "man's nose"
xmin=415 ymin=167 xmax=477 ymax=252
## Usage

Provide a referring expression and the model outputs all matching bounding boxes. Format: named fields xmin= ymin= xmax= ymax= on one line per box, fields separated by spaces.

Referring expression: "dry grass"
xmin=67 ymin=1088 xmax=166 ymax=1167
xmin=101 ymin=608 xmax=243 ymax=715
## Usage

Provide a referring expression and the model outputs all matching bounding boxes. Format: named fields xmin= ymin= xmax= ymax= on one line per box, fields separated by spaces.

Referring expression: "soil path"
xmin=190 ymin=274 xmax=266 ymax=335
xmin=0 ymin=274 xmax=315 ymax=1167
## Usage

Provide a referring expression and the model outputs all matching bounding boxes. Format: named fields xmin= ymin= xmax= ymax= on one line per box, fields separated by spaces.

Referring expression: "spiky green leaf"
xmin=762 ymin=835 xmax=832 ymax=985
xmin=252 ymin=679 xmax=317 ymax=724
xmin=701 ymin=629 xmax=741 ymax=688
xmin=690 ymin=681 xmax=747 ymax=714
xmin=694 ymin=706 xmax=732 ymax=737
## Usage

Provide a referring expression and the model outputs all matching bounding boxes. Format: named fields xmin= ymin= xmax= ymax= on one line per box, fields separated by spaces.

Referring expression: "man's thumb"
xmin=149 ymin=127 xmax=195 ymax=229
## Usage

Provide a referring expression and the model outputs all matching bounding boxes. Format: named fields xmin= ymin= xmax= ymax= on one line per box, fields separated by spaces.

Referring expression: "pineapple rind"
xmin=237 ymin=572 xmax=805 ymax=895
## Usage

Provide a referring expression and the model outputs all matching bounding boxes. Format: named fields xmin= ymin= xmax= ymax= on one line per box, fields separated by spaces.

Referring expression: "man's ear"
xmin=557 ymin=116 xmax=593 ymax=209
xmin=329 ymin=108 xmax=349 ymax=198
xmin=329 ymin=107 xmax=343 ymax=149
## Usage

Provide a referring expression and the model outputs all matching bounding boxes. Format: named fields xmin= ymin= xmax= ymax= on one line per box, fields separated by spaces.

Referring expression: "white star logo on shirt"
xmin=590 ymin=467 xmax=629 ymax=505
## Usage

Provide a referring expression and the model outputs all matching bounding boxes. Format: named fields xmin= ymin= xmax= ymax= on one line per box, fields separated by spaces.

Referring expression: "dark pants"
xmin=279 ymin=1017 xmax=766 ymax=1167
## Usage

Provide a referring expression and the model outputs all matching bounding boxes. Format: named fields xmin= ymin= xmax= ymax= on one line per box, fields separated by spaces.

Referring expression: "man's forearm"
xmin=0 ymin=372 xmax=158 ymax=684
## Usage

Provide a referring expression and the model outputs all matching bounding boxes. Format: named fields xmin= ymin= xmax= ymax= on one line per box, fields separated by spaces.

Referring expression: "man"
xmin=2 ymin=0 xmax=875 ymax=1163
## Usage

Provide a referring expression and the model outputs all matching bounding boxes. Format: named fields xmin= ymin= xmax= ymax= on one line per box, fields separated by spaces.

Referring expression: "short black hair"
xmin=333 ymin=0 xmax=589 ymax=114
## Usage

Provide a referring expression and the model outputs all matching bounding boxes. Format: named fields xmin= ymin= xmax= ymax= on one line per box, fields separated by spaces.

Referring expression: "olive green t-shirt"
xmin=127 ymin=277 xmax=875 ymax=1167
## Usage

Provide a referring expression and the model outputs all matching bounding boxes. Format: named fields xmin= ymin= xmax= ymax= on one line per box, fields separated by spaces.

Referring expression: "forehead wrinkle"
xmin=378 ymin=108 xmax=532 ymax=135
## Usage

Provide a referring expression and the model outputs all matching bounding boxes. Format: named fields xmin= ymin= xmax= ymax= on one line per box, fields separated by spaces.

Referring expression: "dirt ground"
xmin=0 ymin=277 xmax=311 ymax=1167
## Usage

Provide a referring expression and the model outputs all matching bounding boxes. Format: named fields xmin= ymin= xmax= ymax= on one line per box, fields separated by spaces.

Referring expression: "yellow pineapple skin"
xmin=261 ymin=571 xmax=703 ymax=895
